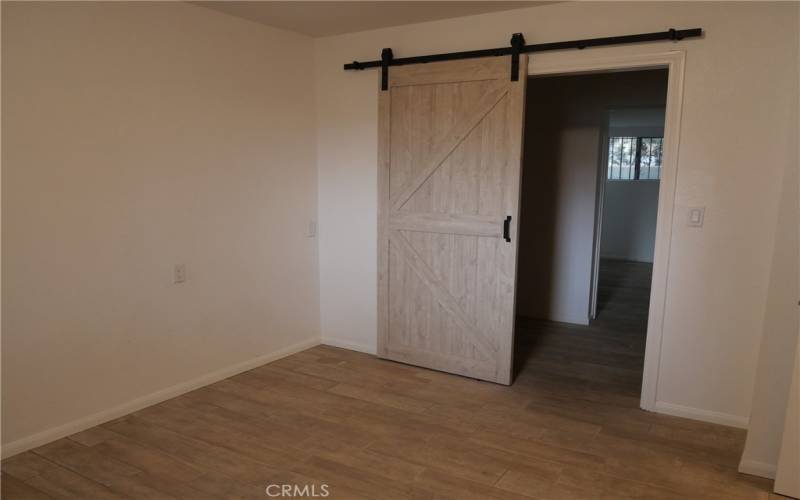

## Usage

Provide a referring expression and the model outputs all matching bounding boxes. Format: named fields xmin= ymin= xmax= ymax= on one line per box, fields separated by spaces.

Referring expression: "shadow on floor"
xmin=513 ymin=259 xmax=653 ymax=396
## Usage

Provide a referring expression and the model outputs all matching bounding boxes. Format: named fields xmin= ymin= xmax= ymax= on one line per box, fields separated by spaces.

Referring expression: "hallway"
xmin=515 ymin=259 xmax=652 ymax=398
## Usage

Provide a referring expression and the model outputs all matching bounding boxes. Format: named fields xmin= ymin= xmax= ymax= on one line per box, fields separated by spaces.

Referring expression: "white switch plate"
xmin=688 ymin=207 xmax=705 ymax=227
xmin=174 ymin=264 xmax=186 ymax=284
xmin=307 ymin=220 xmax=317 ymax=238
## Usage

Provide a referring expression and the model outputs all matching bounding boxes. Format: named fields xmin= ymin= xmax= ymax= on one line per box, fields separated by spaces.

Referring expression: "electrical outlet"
xmin=174 ymin=264 xmax=186 ymax=284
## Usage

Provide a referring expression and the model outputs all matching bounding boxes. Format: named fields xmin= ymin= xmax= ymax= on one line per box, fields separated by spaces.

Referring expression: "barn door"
xmin=377 ymin=55 xmax=527 ymax=385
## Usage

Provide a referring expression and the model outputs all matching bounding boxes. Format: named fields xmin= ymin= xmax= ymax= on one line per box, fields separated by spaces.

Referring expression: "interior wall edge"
xmin=737 ymin=459 xmax=778 ymax=480
xmin=0 ymin=337 xmax=321 ymax=460
xmin=653 ymin=400 xmax=749 ymax=429
xmin=321 ymin=337 xmax=378 ymax=355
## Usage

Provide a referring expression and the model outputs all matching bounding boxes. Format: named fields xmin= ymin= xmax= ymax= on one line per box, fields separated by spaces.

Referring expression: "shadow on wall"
xmin=518 ymin=107 xmax=561 ymax=322
xmin=600 ymin=180 xmax=660 ymax=262
xmin=515 ymin=69 xmax=668 ymax=325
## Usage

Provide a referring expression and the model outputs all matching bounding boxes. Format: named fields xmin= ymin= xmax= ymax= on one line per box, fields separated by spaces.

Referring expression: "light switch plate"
xmin=688 ymin=206 xmax=705 ymax=227
xmin=307 ymin=220 xmax=317 ymax=238
xmin=174 ymin=264 xmax=186 ymax=284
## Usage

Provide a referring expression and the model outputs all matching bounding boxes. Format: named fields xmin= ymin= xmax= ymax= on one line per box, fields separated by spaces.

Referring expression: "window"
xmin=607 ymin=136 xmax=663 ymax=180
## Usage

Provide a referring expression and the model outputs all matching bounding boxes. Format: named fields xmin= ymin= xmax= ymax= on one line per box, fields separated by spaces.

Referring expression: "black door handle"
xmin=503 ymin=216 xmax=511 ymax=242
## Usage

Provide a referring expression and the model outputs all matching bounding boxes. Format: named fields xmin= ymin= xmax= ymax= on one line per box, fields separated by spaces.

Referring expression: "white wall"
xmin=2 ymin=2 xmax=320 ymax=455
xmin=774 ymin=339 xmax=800 ymax=495
xmin=601 ymin=109 xmax=665 ymax=263
xmin=601 ymin=182 xmax=661 ymax=263
xmin=518 ymin=126 xmax=599 ymax=325
xmin=516 ymin=71 xmax=667 ymax=324
xmin=739 ymin=98 xmax=799 ymax=477
xmin=314 ymin=1 xmax=799 ymax=425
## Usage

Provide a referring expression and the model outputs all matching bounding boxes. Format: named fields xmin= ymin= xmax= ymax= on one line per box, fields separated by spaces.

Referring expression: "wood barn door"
xmin=377 ymin=55 xmax=527 ymax=384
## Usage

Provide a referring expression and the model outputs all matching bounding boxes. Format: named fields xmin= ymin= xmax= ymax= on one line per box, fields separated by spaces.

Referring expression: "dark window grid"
xmin=608 ymin=136 xmax=662 ymax=180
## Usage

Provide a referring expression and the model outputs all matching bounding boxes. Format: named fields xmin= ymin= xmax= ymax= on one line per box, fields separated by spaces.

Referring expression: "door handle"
xmin=503 ymin=216 xmax=512 ymax=242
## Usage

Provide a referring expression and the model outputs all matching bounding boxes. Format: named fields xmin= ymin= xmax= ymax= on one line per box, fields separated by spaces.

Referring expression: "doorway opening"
xmin=513 ymin=68 xmax=669 ymax=403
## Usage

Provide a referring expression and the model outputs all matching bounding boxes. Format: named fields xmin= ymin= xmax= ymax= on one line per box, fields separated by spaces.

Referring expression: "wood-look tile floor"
xmin=2 ymin=260 xmax=780 ymax=499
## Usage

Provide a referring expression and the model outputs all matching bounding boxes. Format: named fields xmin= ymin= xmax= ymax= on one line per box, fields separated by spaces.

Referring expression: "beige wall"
xmin=601 ymin=182 xmax=660 ymax=263
xmin=2 ymin=2 xmax=319 ymax=454
xmin=315 ymin=1 xmax=799 ymax=427
xmin=517 ymin=70 xmax=667 ymax=324
xmin=603 ymin=108 xmax=665 ymax=264
xmin=774 ymin=337 xmax=799 ymax=495
xmin=739 ymin=81 xmax=800 ymax=477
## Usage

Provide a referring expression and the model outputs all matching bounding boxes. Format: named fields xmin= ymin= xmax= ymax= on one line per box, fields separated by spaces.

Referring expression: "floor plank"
xmin=2 ymin=260 xmax=773 ymax=499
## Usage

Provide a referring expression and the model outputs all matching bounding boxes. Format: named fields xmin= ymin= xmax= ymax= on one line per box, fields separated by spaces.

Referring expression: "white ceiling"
xmin=195 ymin=1 xmax=551 ymax=37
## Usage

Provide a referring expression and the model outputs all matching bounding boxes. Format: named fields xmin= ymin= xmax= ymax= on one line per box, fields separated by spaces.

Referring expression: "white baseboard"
xmin=321 ymin=337 xmax=376 ymax=355
xmin=0 ymin=336 xmax=321 ymax=459
xmin=738 ymin=458 xmax=777 ymax=479
xmin=653 ymin=401 xmax=749 ymax=429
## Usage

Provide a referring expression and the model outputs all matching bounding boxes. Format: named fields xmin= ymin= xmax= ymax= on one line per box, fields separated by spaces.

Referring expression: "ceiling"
xmin=195 ymin=1 xmax=551 ymax=37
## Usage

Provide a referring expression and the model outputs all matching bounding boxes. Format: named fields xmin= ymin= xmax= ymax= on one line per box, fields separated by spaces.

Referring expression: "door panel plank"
xmin=377 ymin=78 xmax=391 ymax=358
xmin=391 ymin=80 xmax=509 ymax=212
xmin=390 ymin=230 xmax=496 ymax=357
xmin=389 ymin=57 xmax=510 ymax=87
xmin=389 ymin=212 xmax=503 ymax=237
xmin=385 ymin=345 xmax=497 ymax=381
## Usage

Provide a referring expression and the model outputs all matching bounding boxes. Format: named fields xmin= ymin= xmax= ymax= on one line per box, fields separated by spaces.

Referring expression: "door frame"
xmin=528 ymin=50 xmax=686 ymax=412
xmin=588 ymin=112 xmax=611 ymax=321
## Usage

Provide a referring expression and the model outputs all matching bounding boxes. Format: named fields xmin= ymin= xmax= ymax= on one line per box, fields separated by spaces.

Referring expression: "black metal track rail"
xmin=343 ymin=28 xmax=702 ymax=72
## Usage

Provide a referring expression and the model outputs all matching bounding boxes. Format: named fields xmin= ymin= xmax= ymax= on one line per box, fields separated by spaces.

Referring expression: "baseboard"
xmin=0 ymin=336 xmax=321 ymax=459
xmin=517 ymin=314 xmax=589 ymax=327
xmin=653 ymin=401 xmax=749 ymax=429
xmin=738 ymin=458 xmax=777 ymax=479
xmin=321 ymin=337 xmax=376 ymax=355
